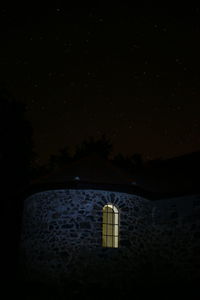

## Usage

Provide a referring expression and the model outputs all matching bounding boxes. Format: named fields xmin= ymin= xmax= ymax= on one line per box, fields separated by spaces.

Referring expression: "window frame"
xmin=102 ymin=204 xmax=119 ymax=248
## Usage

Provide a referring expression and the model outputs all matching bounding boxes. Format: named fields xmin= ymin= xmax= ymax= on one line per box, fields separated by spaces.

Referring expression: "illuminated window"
xmin=102 ymin=204 xmax=119 ymax=248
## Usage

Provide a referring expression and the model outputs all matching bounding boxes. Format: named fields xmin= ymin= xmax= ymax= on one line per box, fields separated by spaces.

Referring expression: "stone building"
xmin=20 ymin=152 xmax=200 ymax=288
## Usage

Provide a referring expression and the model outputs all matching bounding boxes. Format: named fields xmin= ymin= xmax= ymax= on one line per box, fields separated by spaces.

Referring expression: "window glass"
xmin=102 ymin=204 xmax=119 ymax=248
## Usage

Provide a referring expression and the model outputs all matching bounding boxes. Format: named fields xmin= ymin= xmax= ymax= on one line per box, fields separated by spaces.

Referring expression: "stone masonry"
xmin=20 ymin=189 xmax=152 ymax=285
xmin=20 ymin=189 xmax=200 ymax=286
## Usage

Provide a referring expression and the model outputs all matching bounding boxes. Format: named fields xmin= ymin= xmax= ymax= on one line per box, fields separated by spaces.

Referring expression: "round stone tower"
xmin=20 ymin=154 xmax=153 ymax=287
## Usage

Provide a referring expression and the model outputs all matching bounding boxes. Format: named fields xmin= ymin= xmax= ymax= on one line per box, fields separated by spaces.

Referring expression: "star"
xmin=1 ymin=6 xmax=200 ymax=165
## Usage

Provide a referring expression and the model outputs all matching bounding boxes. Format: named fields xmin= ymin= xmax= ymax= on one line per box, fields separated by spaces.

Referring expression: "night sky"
xmin=1 ymin=6 xmax=200 ymax=164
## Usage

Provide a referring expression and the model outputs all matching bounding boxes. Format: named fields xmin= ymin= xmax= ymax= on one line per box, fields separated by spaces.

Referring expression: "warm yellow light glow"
xmin=102 ymin=204 xmax=119 ymax=248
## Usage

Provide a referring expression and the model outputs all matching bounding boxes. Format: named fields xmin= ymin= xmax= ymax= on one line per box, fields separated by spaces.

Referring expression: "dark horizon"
xmin=1 ymin=6 xmax=200 ymax=164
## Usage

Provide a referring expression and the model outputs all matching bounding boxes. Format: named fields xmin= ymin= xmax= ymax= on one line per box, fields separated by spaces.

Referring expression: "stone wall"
xmin=20 ymin=189 xmax=200 ymax=286
xmin=20 ymin=189 xmax=153 ymax=286
xmin=151 ymin=195 xmax=200 ymax=282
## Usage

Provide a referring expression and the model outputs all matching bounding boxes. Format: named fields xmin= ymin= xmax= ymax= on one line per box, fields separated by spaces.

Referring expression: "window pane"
xmin=107 ymin=213 xmax=113 ymax=224
xmin=103 ymin=212 xmax=107 ymax=224
xmin=114 ymin=213 xmax=119 ymax=225
xmin=102 ymin=204 xmax=119 ymax=248
xmin=106 ymin=206 xmax=113 ymax=213
xmin=113 ymin=225 xmax=118 ymax=236
xmin=113 ymin=237 xmax=118 ymax=248
xmin=102 ymin=224 xmax=106 ymax=235
xmin=107 ymin=224 xmax=113 ymax=235
xmin=102 ymin=235 xmax=107 ymax=247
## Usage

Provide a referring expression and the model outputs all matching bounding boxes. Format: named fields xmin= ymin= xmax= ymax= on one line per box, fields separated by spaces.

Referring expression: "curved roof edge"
xmin=23 ymin=180 xmax=200 ymax=201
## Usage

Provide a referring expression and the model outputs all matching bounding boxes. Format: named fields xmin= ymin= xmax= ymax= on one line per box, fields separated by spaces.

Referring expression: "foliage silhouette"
xmin=74 ymin=134 xmax=113 ymax=160
xmin=113 ymin=152 xmax=143 ymax=173
xmin=0 ymin=89 xmax=34 ymax=191
xmin=40 ymin=134 xmax=144 ymax=176
xmin=0 ymin=89 xmax=34 ymax=285
xmin=49 ymin=147 xmax=72 ymax=171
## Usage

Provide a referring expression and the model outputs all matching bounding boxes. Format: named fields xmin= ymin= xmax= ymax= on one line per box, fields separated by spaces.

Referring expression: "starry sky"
xmin=1 ymin=6 xmax=200 ymax=164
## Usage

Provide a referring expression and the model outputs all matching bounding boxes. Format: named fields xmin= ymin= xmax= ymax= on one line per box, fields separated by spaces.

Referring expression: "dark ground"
xmin=3 ymin=280 xmax=200 ymax=300
xmin=2 ymin=264 xmax=200 ymax=300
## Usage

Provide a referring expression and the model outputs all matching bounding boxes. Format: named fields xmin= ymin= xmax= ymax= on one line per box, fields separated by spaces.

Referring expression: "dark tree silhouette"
xmin=129 ymin=153 xmax=143 ymax=170
xmin=0 ymin=89 xmax=34 ymax=190
xmin=113 ymin=153 xmax=131 ymax=170
xmin=42 ymin=135 xmax=143 ymax=175
xmin=113 ymin=153 xmax=143 ymax=173
xmin=48 ymin=147 xmax=72 ymax=171
xmin=74 ymin=135 xmax=113 ymax=160
xmin=0 ymin=89 xmax=34 ymax=285
xmin=30 ymin=147 xmax=72 ymax=178
xmin=37 ymin=135 xmax=113 ymax=175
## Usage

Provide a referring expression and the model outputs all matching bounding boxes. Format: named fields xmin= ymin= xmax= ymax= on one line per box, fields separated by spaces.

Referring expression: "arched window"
xmin=102 ymin=204 xmax=119 ymax=248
